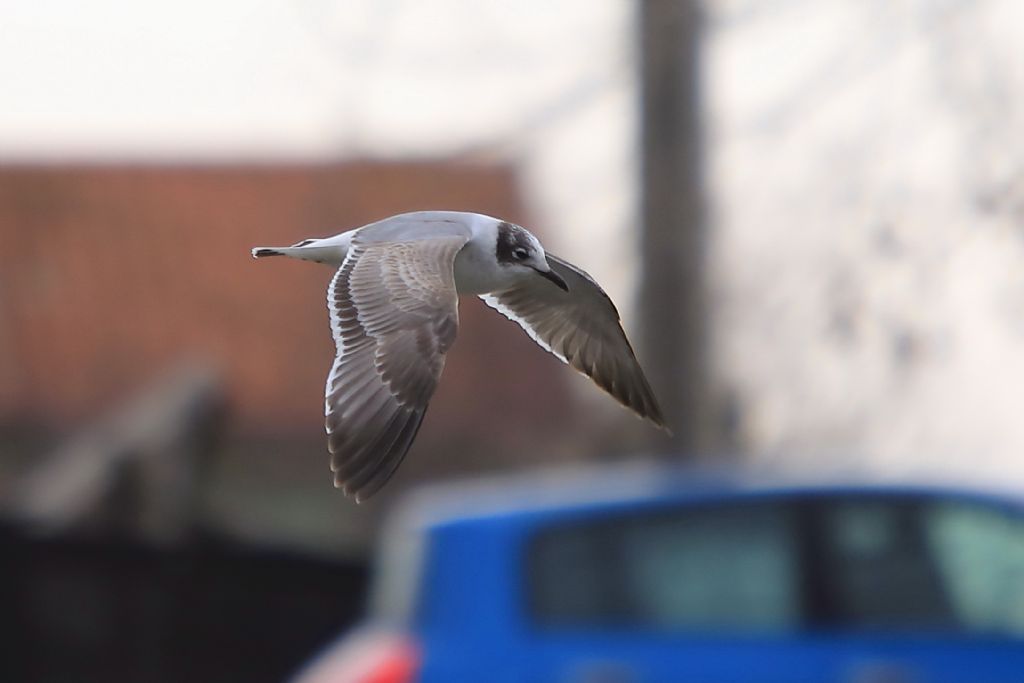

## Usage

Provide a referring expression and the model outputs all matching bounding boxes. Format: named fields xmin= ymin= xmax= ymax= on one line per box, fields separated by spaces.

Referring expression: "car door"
xmin=525 ymin=497 xmax=822 ymax=683
xmin=800 ymin=493 xmax=1024 ymax=683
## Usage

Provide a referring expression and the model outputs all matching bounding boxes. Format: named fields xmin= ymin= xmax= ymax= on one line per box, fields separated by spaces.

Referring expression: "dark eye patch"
xmin=496 ymin=222 xmax=535 ymax=265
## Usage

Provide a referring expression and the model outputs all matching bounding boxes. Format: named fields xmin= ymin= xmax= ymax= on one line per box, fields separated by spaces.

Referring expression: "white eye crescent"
xmin=513 ymin=247 xmax=529 ymax=260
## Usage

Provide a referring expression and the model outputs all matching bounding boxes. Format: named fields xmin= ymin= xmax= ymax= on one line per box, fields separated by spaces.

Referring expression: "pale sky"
xmin=1 ymin=0 xmax=630 ymax=159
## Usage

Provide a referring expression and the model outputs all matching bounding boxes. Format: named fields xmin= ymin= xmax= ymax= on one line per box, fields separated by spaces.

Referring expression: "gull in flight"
xmin=252 ymin=211 xmax=665 ymax=501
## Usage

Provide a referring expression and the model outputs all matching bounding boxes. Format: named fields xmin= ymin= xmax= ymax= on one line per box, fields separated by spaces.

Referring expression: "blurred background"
xmin=3 ymin=0 xmax=1024 ymax=681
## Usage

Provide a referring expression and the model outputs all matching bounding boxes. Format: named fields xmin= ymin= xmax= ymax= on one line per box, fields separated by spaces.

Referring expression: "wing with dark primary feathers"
xmin=480 ymin=254 xmax=667 ymax=429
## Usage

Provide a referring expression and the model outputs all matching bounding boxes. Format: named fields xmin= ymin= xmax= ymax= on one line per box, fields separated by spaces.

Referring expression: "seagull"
xmin=252 ymin=211 xmax=666 ymax=501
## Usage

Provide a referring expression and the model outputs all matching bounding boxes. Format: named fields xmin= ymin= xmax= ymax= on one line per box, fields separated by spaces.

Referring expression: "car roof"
xmin=388 ymin=457 xmax=1024 ymax=532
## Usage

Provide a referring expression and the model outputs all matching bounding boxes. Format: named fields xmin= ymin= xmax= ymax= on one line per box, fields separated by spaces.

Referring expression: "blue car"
xmin=294 ymin=464 xmax=1024 ymax=683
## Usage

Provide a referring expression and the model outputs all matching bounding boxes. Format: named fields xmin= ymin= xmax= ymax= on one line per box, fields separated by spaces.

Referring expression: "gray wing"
xmin=480 ymin=254 xmax=667 ymax=429
xmin=325 ymin=234 xmax=468 ymax=501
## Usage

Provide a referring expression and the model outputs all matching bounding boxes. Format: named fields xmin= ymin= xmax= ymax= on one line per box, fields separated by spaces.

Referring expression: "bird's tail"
xmin=250 ymin=233 xmax=351 ymax=266
xmin=252 ymin=247 xmax=286 ymax=258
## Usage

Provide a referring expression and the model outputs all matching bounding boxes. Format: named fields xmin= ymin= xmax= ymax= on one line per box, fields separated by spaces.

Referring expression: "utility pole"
xmin=638 ymin=0 xmax=708 ymax=457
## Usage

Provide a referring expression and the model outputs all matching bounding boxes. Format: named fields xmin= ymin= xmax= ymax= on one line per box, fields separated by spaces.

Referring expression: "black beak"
xmin=536 ymin=266 xmax=569 ymax=291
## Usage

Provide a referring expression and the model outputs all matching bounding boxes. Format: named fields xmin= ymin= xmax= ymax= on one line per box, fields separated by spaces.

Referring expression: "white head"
xmin=494 ymin=221 xmax=568 ymax=291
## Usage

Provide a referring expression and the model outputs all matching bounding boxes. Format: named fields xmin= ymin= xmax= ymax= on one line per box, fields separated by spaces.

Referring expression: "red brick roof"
xmin=0 ymin=161 xmax=575 ymax=443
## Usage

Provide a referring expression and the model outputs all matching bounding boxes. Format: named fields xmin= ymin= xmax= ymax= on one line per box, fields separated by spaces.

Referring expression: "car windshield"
xmin=528 ymin=494 xmax=1024 ymax=636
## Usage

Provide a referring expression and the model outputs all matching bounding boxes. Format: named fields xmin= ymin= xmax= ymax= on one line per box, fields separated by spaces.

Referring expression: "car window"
xmin=813 ymin=496 xmax=1024 ymax=636
xmin=529 ymin=502 xmax=801 ymax=632
xmin=816 ymin=500 xmax=961 ymax=627
xmin=924 ymin=500 xmax=1024 ymax=636
xmin=529 ymin=493 xmax=1024 ymax=638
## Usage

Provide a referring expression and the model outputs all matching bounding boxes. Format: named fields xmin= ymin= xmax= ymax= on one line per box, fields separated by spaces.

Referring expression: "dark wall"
xmin=1 ymin=526 xmax=368 ymax=683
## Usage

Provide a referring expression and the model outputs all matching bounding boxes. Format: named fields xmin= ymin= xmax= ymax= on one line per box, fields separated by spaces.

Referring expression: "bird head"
xmin=494 ymin=222 xmax=568 ymax=291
